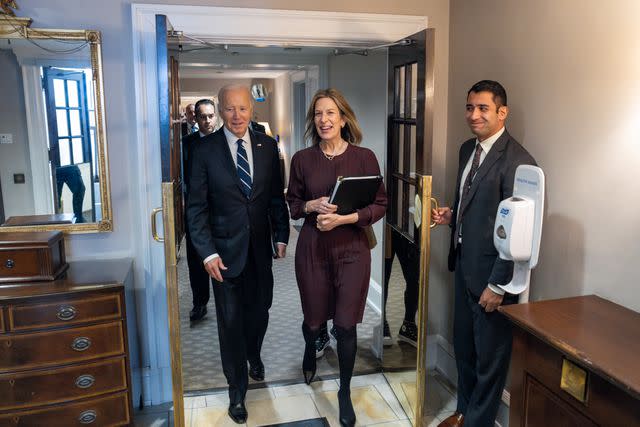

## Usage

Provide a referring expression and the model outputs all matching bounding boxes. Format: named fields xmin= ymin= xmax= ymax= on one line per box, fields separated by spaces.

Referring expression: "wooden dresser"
xmin=0 ymin=260 xmax=134 ymax=426
xmin=500 ymin=295 xmax=640 ymax=427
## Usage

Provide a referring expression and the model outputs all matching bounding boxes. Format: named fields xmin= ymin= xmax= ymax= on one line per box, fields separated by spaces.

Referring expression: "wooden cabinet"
xmin=500 ymin=295 xmax=640 ymax=427
xmin=0 ymin=260 xmax=133 ymax=426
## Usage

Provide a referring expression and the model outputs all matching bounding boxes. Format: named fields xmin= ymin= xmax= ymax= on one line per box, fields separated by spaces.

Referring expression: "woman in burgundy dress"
xmin=287 ymin=88 xmax=387 ymax=427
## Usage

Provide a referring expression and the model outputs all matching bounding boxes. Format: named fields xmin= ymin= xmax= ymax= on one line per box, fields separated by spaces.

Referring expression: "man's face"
xmin=465 ymin=91 xmax=508 ymax=141
xmin=220 ymin=88 xmax=252 ymax=138
xmin=196 ymin=104 xmax=216 ymax=136
xmin=185 ymin=104 xmax=196 ymax=125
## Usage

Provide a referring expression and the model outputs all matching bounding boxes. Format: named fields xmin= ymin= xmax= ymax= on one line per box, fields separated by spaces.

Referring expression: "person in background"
xmin=286 ymin=88 xmax=387 ymax=427
xmin=182 ymin=98 xmax=217 ymax=322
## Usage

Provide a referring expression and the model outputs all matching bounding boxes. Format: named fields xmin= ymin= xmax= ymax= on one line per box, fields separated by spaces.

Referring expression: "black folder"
xmin=329 ymin=175 xmax=383 ymax=215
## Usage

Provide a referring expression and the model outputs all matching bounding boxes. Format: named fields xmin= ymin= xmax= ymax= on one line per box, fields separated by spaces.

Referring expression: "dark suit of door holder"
xmin=448 ymin=129 xmax=536 ymax=426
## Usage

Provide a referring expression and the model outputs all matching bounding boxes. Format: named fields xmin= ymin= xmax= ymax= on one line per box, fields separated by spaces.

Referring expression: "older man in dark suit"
xmin=182 ymin=98 xmax=217 ymax=322
xmin=187 ymin=84 xmax=289 ymax=424
xmin=433 ymin=80 xmax=536 ymax=427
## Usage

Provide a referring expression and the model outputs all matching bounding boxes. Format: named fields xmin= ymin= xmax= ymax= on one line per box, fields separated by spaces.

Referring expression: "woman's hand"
xmin=305 ymin=196 xmax=337 ymax=215
xmin=316 ymin=211 xmax=358 ymax=232
xmin=316 ymin=213 xmax=343 ymax=231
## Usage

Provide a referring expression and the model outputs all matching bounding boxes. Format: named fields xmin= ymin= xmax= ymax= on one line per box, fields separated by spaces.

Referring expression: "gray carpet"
xmin=179 ymin=226 xmax=383 ymax=392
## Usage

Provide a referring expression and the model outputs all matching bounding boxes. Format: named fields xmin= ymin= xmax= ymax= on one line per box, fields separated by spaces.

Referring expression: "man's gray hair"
xmin=217 ymin=84 xmax=253 ymax=113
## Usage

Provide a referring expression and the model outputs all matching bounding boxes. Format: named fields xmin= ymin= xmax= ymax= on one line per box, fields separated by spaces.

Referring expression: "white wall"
xmin=443 ymin=0 xmax=640 ymax=346
xmin=271 ymin=72 xmax=292 ymax=182
xmin=0 ymin=50 xmax=34 ymax=218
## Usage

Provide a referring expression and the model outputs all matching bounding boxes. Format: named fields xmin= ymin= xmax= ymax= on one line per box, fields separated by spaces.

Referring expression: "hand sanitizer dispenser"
xmin=493 ymin=165 xmax=545 ymax=299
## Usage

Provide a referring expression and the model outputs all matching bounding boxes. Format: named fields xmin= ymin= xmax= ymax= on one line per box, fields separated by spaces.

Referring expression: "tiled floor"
xmin=133 ymin=371 xmax=457 ymax=427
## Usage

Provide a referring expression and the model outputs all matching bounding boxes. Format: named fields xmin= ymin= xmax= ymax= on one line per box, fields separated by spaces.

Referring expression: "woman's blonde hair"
xmin=304 ymin=88 xmax=363 ymax=146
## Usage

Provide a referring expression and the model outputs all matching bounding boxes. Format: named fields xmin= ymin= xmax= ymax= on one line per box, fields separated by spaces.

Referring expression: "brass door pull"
xmin=151 ymin=207 xmax=164 ymax=242
xmin=430 ymin=197 xmax=440 ymax=229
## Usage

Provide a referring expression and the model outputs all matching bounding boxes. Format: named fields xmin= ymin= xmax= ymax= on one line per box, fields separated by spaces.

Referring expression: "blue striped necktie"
xmin=236 ymin=139 xmax=252 ymax=198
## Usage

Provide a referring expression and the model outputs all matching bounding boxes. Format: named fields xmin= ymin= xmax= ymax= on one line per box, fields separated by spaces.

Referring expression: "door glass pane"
xmin=410 ymin=125 xmax=417 ymax=176
xmin=67 ymin=80 xmax=79 ymax=108
xmin=56 ymin=110 xmax=69 ymax=137
xmin=72 ymin=137 xmax=83 ymax=163
xmin=396 ymin=180 xmax=403 ymax=230
xmin=398 ymin=125 xmax=404 ymax=174
xmin=53 ymin=79 xmax=66 ymax=107
xmin=411 ymin=63 xmax=418 ymax=119
xmin=408 ymin=184 xmax=416 ymax=239
xmin=69 ymin=110 xmax=81 ymax=136
xmin=59 ymin=139 xmax=71 ymax=165
xmin=398 ymin=66 xmax=405 ymax=118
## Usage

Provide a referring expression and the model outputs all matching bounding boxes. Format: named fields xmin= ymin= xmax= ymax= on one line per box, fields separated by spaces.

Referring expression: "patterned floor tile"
xmin=311 ymin=386 xmax=399 ymax=427
xmin=246 ymin=394 xmax=320 ymax=427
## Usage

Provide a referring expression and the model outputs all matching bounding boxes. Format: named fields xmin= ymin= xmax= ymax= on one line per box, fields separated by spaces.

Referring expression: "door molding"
xmin=130 ymin=3 xmax=427 ymax=406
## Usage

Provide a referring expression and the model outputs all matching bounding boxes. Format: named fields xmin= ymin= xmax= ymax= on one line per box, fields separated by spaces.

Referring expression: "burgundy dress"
xmin=287 ymin=143 xmax=387 ymax=328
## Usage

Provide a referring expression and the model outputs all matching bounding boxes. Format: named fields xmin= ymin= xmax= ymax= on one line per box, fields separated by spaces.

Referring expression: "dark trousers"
xmin=55 ymin=165 xmax=86 ymax=223
xmin=185 ymin=227 xmax=211 ymax=307
xmin=453 ymin=249 xmax=512 ymax=426
xmin=383 ymin=230 xmax=419 ymax=323
xmin=212 ymin=248 xmax=273 ymax=404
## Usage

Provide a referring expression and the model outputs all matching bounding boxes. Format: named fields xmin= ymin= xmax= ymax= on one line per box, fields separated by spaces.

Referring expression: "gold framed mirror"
xmin=0 ymin=16 xmax=112 ymax=233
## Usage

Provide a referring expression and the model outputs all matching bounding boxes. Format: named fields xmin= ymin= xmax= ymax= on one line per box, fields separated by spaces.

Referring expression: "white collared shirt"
xmin=223 ymin=126 xmax=253 ymax=179
xmin=456 ymin=127 xmax=506 ymax=296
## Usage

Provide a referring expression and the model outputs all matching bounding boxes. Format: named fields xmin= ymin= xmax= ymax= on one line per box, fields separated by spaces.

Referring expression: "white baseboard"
xmin=366 ymin=278 xmax=382 ymax=315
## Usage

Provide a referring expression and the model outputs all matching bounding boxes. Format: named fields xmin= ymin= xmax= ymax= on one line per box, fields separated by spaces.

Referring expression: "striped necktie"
xmin=455 ymin=143 xmax=484 ymax=245
xmin=236 ymin=139 xmax=252 ymax=198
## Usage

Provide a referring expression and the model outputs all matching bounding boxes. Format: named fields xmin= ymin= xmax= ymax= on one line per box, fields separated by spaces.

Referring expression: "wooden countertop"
xmin=0 ymin=259 xmax=133 ymax=299
xmin=500 ymin=295 xmax=640 ymax=400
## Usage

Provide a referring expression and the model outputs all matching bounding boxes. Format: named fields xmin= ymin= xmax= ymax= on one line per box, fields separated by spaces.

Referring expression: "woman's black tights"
xmin=335 ymin=325 xmax=357 ymax=427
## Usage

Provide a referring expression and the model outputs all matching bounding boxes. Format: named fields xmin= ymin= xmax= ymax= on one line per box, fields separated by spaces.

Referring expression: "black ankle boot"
xmin=338 ymin=388 xmax=356 ymax=427
xmin=301 ymin=323 xmax=319 ymax=385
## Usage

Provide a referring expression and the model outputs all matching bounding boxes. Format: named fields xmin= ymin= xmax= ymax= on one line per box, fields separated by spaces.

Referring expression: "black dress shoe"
xmin=249 ymin=360 xmax=265 ymax=381
xmin=189 ymin=305 xmax=207 ymax=322
xmin=228 ymin=402 xmax=248 ymax=424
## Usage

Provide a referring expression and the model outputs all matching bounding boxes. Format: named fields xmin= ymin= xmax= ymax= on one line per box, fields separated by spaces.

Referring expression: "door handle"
xmin=151 ymin=207 xmax=164 ymax=242
xmin=429 ymin=197 xmax=440 ymax=229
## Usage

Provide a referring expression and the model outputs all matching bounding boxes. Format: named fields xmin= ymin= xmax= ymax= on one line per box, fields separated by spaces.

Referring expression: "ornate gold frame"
xmin=0 ymin=15 xmax=112 ymax=233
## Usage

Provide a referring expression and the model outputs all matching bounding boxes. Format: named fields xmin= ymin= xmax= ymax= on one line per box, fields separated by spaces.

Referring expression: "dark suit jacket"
xmin=448 ymin=129 xmax=536 ymax=297
xmin=181 ymin=131 xmax=202 ymax=196
xmin=187 ymin=127 xmax=290 ymax=279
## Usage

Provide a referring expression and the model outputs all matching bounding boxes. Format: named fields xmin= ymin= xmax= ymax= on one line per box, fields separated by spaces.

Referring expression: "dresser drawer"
xmin=0 ymin=391 xmax=130 ymax=426
xmin=0 ymin=321 xmax=124 ymax=372
xmin=8 ymin=293 xmax=122 ymax=332
xmin=0 ymin=250 xmax=40 ymax=278
xmin=0 ymin=356 xmax=127 ymax=411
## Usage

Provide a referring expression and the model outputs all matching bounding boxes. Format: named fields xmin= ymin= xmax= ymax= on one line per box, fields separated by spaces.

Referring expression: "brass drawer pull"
xmin=79 ymin=410 xmax=97 ymax=424
xmin=57 ymin=305 xmax=77 ymax=321
xmin=5 ymin=259 xmax=14 ymax=269
xmin=75 ymin=374 xmax=96 ymax=389
xmin=71 ymin=337 xmax=91 ymax=351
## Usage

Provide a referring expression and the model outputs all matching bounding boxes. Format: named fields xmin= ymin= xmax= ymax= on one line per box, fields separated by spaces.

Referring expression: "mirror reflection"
xmin=0 ymin=31 xmax=110 ymax=231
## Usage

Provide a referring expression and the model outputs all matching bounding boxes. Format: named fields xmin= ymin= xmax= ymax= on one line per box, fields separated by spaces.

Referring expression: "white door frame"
xmin=131 ymin=3 xmax=426 ymax=405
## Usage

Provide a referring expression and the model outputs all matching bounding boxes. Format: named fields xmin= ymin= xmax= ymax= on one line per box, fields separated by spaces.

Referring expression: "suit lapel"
xmin=249 ymin=130 xmax=265 ymax=201
xmin=459 ymin=130 xmax=509 ymax=217
xmin=214 ymin=128 xmax=246 ymax=195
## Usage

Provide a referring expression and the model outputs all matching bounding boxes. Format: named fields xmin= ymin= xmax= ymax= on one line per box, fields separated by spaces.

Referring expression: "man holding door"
xmin=187 ymin=84 xmax=289 ymax=424
xmin=433 ymin=80 xmax=536 ymax=427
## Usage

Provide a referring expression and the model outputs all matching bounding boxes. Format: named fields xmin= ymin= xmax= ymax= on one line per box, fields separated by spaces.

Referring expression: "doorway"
xmin=131 ymin=5 xmax=442 ymax=426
